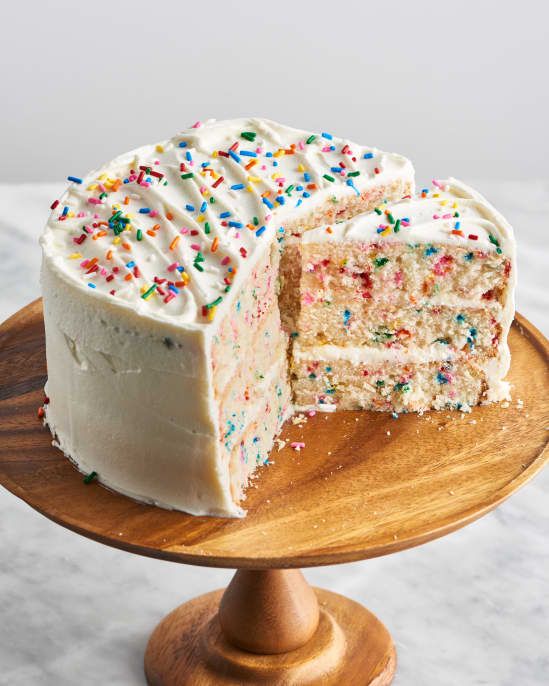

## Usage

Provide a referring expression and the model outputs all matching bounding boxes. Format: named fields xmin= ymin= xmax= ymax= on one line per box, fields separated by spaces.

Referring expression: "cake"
xmin=39 ymin=118 xmax=514 ymax=517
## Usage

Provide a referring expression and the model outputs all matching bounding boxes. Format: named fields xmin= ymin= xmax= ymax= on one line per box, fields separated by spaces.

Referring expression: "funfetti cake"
xmin=290 ymin=179 xmax=516 ymax=413
xmin=40 ymin=118 xmax=415 ymax=517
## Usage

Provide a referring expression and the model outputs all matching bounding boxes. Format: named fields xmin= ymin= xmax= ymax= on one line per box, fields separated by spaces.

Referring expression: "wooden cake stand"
xmin=1 ymin=300 xmax=548 ymax=685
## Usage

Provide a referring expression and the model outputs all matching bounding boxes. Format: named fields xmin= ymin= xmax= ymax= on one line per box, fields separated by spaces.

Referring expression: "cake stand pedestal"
xmin=1 ymin=301 xmax=547 ymax=685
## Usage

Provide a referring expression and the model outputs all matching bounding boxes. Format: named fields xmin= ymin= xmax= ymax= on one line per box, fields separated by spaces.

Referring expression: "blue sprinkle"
xmin=168 ymin=285 xmax=179 ymax=294
xmin=296 ymin=185 xmax=303 ymax=191
xmin=302 ymin=191 xmax=310 ymax=198
xmin=276 ymin=195 xmax=285 ymax=205
xmin=185 ymin=204 xmax=195 ymax=212
xmin=343 ymin=309 xmax=352 ymax=326
xmin=219 ymin=211 xmax=231 ymax=219
xmin=256 ymin=226 xmax=266 ymax=237
xmin=228 ymin=150 xmax=241 ymax=164
xmin=230 ymin=183 xmax=245 ymax=190
xmin=201 ymin=161 xmax=209 ymax=168
xmin=139 ymin=208 xmax=151 ymax=214
xmin=303 ymin=172 xmax=311 ymax=182
xmin=456 ymin=314 xmax=466 ymax=323
xmin=200 ymin=201 xmax=207 ymax=213
xmin=62 ymin=206 xmax=69 ymax=216
xmin=464 ymin=252 xmax=474 ymax=261
xmin=262 ymin=197 xmax=274 ymax=210
xmin=240 ymin=150 xmax=257 ymax=157
xmin=177 ymin=265 xmax=185 ymax=272
xmin=265 ymin=152 xmax=273 ymax=158
xmin=125 ymin=261 xmax=135 ymax=268
xmin=331 ymin=166 xmax=342 ymax=173
xmin=295 ymin=198 xmax=303 ymax=207
xmin=321 ymin=132 xmax=333 ymax=140
xmin=363 ymin=152 xmax=374 ymax=159
xmin=67 ymin=176 xmax=83 ymax=184
xmin=228 ymin=221 xmax=243 ymax=228
xmin=455 ymin=221 xmax=461 ymax=229
xmin=421 ymin=188 xmax=430 ymax=194
xmin=329 ymin=145 xmax=336 ymax=151
xmin=424 ymin=245 xmax=438 ymax=256
xmin=273 ymin=160 xmax=278 ymax=167
xmin=87 ymin=282 xmax=96 ymax=289
xmin=185 ymin=151 xmax=192 ymax=161
xmin=346 ymin=178 xmax=360 ymax=196
xmin=178 ymin=141 xmax=188 ymax=148
xmin=436 ymin=372 xmax=449 ymax=384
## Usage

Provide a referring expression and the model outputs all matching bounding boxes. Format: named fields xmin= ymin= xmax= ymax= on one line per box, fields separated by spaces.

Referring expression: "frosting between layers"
xmin=41 ymin=118 xmax=413 ymax=327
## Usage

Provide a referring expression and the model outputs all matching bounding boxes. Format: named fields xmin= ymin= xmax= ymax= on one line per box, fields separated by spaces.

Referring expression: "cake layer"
xmin=295 ymin=303 xmax=502 ymax=354
xmin=292 ymin=352 xmax=509 ymax=412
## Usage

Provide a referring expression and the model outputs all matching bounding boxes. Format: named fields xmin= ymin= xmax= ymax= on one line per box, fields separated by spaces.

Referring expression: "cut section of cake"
xmin=40 ymin=118 xmax=414 ymax=516
xmin=290 ymin=179 xmax=516 ymax=413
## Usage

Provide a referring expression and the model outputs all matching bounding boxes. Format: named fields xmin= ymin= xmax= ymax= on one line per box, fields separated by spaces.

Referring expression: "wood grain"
xmin=144 ymin=586 xmax=396 ymax=685
xmin=0 ymin=299 xmax=547 ymax=569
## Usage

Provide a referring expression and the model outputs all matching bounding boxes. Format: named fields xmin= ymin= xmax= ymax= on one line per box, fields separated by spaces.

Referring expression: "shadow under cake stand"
xmin=1 ymin=300 xmax=548 ymax=685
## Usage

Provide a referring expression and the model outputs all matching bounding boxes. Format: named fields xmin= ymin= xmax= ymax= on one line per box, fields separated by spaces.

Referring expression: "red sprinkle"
xmin=37 ymin=407 xmax=45 ymax=419
xmin=50 ymin=199 xmax=60 ymax=210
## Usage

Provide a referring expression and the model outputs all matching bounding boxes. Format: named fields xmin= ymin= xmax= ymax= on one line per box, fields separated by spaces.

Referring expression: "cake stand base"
xmin=144 ymin=570 xmax=395 ymax=686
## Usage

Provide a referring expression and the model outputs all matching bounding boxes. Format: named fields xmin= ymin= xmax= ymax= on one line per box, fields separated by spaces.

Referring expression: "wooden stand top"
xmin=0 ymin=300 xmax=547 ymax=569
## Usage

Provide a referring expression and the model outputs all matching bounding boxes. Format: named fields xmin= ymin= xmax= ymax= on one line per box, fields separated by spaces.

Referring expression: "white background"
xmin=1 ymin=0 xmax=547 ymax=183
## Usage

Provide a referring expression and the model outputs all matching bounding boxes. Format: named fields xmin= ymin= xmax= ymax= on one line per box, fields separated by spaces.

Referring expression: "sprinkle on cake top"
xmin=41 ymin=118 xmax=412 ymax=326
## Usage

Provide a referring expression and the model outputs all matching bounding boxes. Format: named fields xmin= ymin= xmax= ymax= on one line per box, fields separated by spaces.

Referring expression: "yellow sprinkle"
xmin=197 ymin=214 xmax=205 ymax=223
xmin=246 ymin=185 xmax=253 ymax=193
xmin=113 ymin=237 xmax=121 ymax=245
xmin=206 ymin=305 xmax=217 ymax=321
xmin=87 ymin=184 xmax=98 ymax=191
xmin=181 ymin=272 xmax=190 ymax=285
xmin=67 ymin=211 xmax=75 ymax=218
xmin=273 ymin=149 xmax=285 ymax=158
xmin=440 ymin=200 xmax=448 ymax=206
xmin=156 ymin=144 xmax=164 ymax=153
xmin=212 ymin=151 xmax=218 ymax=158
xmin=98 ymin=173 xmax=107 ymax=181
xmin=433 ymin=193 xmax=440 ymax=198
xmin=297 ymin=164 xmax=306 ymax=172
xmin=69 ymin=252 xmax=82 ymax=259
xmin=452 ymin=201 xmax=458 ymax=208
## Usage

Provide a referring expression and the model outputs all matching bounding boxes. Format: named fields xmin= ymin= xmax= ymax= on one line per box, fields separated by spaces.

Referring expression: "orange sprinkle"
xmin=451 ymin=229 xmax=464 ymax=236
xmin=124 ymin=273 xmax=133 ymax=281
xmin=261 ymin=190 xmax=272 ymax=198
xmin=93 ymin=230 xmax=107 ymax=240
xmin=169 ymin=236 xmax=180 ymax=251
xmin=245 ymin=159 xmax=257 ymax=171
xmin=146 ymin=230 xmax=156 ymax=237
xmin=166 ymin=211 xmax=174 ymax=221
xmin=112 ymin=179 xmax=122 ymax=191
xmin=106 ymin=250 xmax=113 ymax=260
xmin=123 ymin=196 xmax=130 ymax=205
xmin=87 ymin=257 xmax=99 ymax=267
xmin=122 ymin=242 xmax=131 ymax=251
xmin=306 ymin=184 xmax=317 ymax=190
xmin=211 ymin=237 xmax=219 ymax=253
xmin=152 ymin=224 xmax=160 ymax=231
xmin=326 ymin=227 xmax=333 ymax=234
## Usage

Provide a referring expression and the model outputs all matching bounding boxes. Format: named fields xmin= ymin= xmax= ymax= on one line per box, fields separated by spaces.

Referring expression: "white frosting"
xmin=40 ymin=118 xmax=413 ymax=517
xmin=302 ymin=178 xmax=514 ymax=258
xmin=41 ymin=118 xmax=413 ymax=327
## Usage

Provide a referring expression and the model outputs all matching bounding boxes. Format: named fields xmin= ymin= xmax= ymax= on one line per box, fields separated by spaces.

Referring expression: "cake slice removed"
xmin=290 ymin=179 xmax=516 ymax=413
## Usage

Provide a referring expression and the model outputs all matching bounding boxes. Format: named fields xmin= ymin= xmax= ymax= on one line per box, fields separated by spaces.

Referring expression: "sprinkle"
xmin=256 ymin=226 xmax=266 ymax=237
xmin=87 ymin=283 xmax=96 ymax=289
xmin=290 ymin=442 xmax=306 ymax=451
xmin=228 ymin=150 xmax=241 ymax=164
xmin=468 ymin=234 xmax=478 ymax=241
xmin=393 ymin=219 xmax=401 ymax=233
xmin=50 ymin=199 xmax=60 ymax=210
xmin=231 ymin=183 xmax=245 ymax=190
xmin=206 ymin=296 xmax=223 ymax=309
xmin=241 ymin=131 xmax=256 ymax=141
xmin=321 ymin=132 xmax=333 ymax=139
xmin=83 ymin=471 xmax=98 ymax=484
xmin=374 ymin=257 xmax=389 ymax=267
xmin=178 ymin=141 xmax=188 ymax=148
xmin=180 ymin=173 xmax=194 ymax=180
xmin=212 ymin=176 xmax=224 ymax=188
xmin=363 ymin=152 xmax=374 ymax=159
xmin=211 ymin=237 xmax=219 ymax=252
xmin=37 ymin=406 xmax=45 ymax=419
xmin=262 ymin=197 xmax=274 ymax=210
xmin=67 ymin=176 xmax=83 ymax=184
xmin=141 ymin=283 xmax=157 ymax=300
xmin=139 ymin=208 xmax=151 ymax=214
xmin=136 ymin=229 xmax=143 ymax=241
xmin=169 ymin=236 xmax=180 ymax=250
xmin=323 ymin=174 xmax=335 ymax=183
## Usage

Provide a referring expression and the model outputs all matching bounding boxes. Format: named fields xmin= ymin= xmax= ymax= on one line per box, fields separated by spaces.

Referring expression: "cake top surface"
xmin=302 ymin=178 xmax=515 ymax=257
xmin=40 ymin=117 xmax=413 ymax=328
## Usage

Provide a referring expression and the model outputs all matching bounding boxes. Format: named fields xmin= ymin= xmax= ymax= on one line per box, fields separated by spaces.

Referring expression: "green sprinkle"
xmin=136 ymin=229 xmax=143 ymax=241
xmin=323 ymin=174 xmax=335 ymax=183
xmin=306 ymin=134 xmax=316 ymax=144
xmin=387 ymin=212 xmax=395 ymax=224
xmin=241 ymin=131 xmax=256 ymax=141
xmin=194 ymin=252 xmax=205 ymax=262
xmin=488 ymin=234 xmax=500 ymax=247
xmin=347 ymin=171 xmax=360 ymax=177
xmin=210 ymin=196 xmax=216 ymax=204
xmin=394 ymin=382 xmax=410 ymax=393
xmin=180 ymin=173 xmax=194 ymax=180
xmin=194 ymin=263 xmax=204 ymax=272
xmin=253 ymin=216 xmax=259 ymax=226
xmin=376 ymin=380 xmax=385 ymax=387
xmin=393 ymin=219 xmax=401 ymax=233
xmin=207 ymin=296 xmax=223 ymax=309
xmin=99 ymin=192 xmax=107 ymax=199
xmin=374 ymin=257 xmax=390 ymax=267
xmin=374 ymin=207 xmax=382 ymax=215
xmin=285 ymin=184 xmax=295 ymax=195
xmin=141 ymin=284 xmax=157 ymax=300
xmin=111 ymin=210 xmax=123 ymax=222
xmin=204 ymin=222 xmax=210 ymax=234
xmin=83 ymin=471 xmax=98 ymax=484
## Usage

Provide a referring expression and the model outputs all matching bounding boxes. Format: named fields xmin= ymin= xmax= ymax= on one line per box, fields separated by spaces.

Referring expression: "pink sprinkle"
xmin=261 ymin=164 xmax=267 ymax=170
xmin=164 ymin=293 xmax=176 ymax=304
xmin=191 ymin=121 xmax=202 ymax=129
xmin=76 ymin=212 xmax=85 ymax=218
xmin=154 ymin=160 xmax=160 ymax=165
xmin=307 ymin=410 xmax=316 ymax=417
xmin=149 ymin=210 xmax=158 ymax=218
xmin=302 ymin=292 xmax=314 ymax=305
xmin=265 ymin=214 xmax=272 ymax=222
xmin=432 ymin=179 xmax=444 ymax=189
xmin=290 ymin=442 xmax=306 ymax=451
xmin=221 ymin=256 xmax=230 ymax=266
xmin=93 ymin=213 xmax=100 ymax=219
xmin=83 ymin=225 xmax=93 ymax=234
xmin=180 ymin=227 xmax=189 ymax=235
xmin=321 ymin=146 xmax=331 ymax=152
xmin=80 ymin=259 xmax=90 ymax=268
xmin=401 ymin=219 xmax=410 ymax=227
xmin=100 ymin=268 xmax=107 ymax=276
xmin=190 ymin=243 xmax=200 ymax=251
xmin=98 ymin=183 xmax=107 ymax=193
xmin=442 ymin=213 xmax=452 ymax=219
xmin=128 ymin=174 xmax=137 ymax=182
xmin=167 ymin=262 xmax=179 ymax=272
xmin=433 ymin=214 xmax=440 ymax=219
xmin=199 ymin=186 xmax=206 ymax=194
xmin=298 ymin=141 xmax=305 ymax=150
xmin=139 ymin=181 xmax=151 ymax=188
xmin=88 ymin=198 xmax=102 ymax=205
xmin=256 ymin=146 xmax=263 ymax=154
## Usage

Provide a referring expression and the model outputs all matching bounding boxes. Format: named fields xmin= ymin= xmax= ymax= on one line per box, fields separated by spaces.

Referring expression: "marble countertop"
xmin=1 ymin=182 xmax=547 ymax=686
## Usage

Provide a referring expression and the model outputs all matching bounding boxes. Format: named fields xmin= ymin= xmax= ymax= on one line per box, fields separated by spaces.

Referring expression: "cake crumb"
xmin=275 ymin=439 xmax=286 ymax=451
